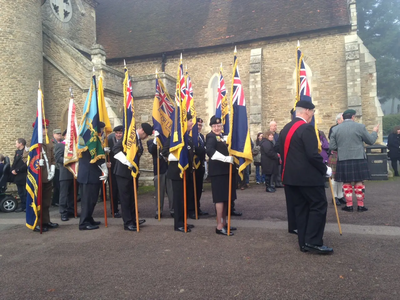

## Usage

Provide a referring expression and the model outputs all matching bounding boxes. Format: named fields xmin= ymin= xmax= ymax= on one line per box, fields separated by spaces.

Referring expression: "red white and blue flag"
xmin=215 ymin=67 xmax=229 ymax=135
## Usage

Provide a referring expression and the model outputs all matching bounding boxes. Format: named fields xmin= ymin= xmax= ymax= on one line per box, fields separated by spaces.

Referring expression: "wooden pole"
xmin=329 ymin=177 xmax=342 ymax=235
xmin=73 ymin=178 xmax=77 ymax=218
xmin=227 ymin=164 xmax=233 ymax=236
xmin=157 ymin=147 xmax=161 ymax=221
xmin=102 ymin=181 xmax=108 ymax=227
xmin=193 ymin=171 xmax=198 ymax=219
xmin=134 ymin=177 xmax=139 ymax=232
xmin=183 ymin=171 xmax=187 ymax=232
xmin=107 ymin=155 xmax=115 ymax=217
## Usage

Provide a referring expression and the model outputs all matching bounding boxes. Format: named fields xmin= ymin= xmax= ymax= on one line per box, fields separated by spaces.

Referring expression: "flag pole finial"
xmin=180 ymin=53 xmax=182 ymax=61
xmin=38 ymin=81 xmax=41 ymax=89
xmin=92 ymin=67 xmax=95 ymax=74
xmin=234 ymin=46 xmax=237 ymax=54
xmin=124 ymin=59 xmax=126 ymax=68
xmin=297 ymin=40 xmax=300 ymax=48
xmin=220 ymin=63 xmax=223 ymax=71
xmin=69 ymin=87 xmax=74 ymax=98
xmin=156 ymin=68 xmax=158 ymax=77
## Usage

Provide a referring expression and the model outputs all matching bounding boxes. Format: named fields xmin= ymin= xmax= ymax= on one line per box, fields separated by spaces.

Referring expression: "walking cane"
xmin=133 ymin=177 xmax=140 ymax=232
xmin=329 ymin=177 xmax=342 ymax=235
xmin=227 ymin=164 xmax=233 ymax=236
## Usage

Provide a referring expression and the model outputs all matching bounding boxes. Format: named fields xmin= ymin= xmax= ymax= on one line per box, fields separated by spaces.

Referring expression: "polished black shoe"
xmin=342 ymin=205 xmax=353 ymax=212
xmin=34 ymin=225 xmax=48 ymax=232
xmin=52 ymin=203 xmax=59 ymax=207
xmin=61 ymin=215 xmax=69 ymax=222
xmin=198 ymin=210 xmax=209 ymax=216
xmin=303 ymin=243 xmax=333 ymax=255
xmin=114 ymin=212 xmax=122 ymax=218
xmin=124 ymin=225 xmax=137 ymax=231
xmin=138 ymin=219 xmax=146 ymax=225
xmin=15 ymin=207 xmax=26 ymax=213
xmin=332 ymin=198 xmax=341 ymax=206
xmin=46 ymin=222 xmax=59 ymax=229
xmin=91 ymin=220 xmax=101 ymax=226
xmin=275 ymin=183 xmax=284 ymax=188
xmin=224 ymin=225 xmax=237 ymax=231
xmin=289 ymin=229 xmax=298 ymax=235
xmin=187 ymin=224 xmax=195 ymax=229
xmin=189 ymin=213 xmax=196 ymax=219
xmin=155 ymin=213 xmax=163 ymax=219
xmin=357 ymin=206 xmax=368 ymax=212
xmin=338 ymin=197 xmax=347 ymax=205
xmin=175 ymin=227 xmax=191 ymax=233
xmin=79 ymin=225 xmax=99 ymax=230
xmin=216 ymin=227 xmax=234 ymax=236
xmin=231 ymin=210 xmax=242 ymax=217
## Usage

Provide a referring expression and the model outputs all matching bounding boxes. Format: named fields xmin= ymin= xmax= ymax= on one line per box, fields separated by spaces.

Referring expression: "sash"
xmin=282 ymin=120 xmax=306 ymax=181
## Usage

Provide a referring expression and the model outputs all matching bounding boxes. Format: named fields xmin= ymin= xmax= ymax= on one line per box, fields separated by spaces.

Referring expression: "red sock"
xmin=343 ymin=183 xmax=353 ymax=206
xmin=354 ymin=184 xmax=365 ymax=207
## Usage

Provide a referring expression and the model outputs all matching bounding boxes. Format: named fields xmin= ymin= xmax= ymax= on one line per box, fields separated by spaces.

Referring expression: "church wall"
xmin=42 ymin=0 xmax=96 ymax=51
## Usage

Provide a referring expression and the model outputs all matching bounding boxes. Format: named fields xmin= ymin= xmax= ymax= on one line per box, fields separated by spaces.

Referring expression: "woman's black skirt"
xmin=335 ymin=159 xmax=370 ymax=182
xmin=210 ymin=174 xmax=237 ymax=203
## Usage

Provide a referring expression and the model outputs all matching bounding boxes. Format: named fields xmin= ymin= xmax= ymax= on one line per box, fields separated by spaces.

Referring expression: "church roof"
xmin=95 ymin=0 xmax=350 ymax=60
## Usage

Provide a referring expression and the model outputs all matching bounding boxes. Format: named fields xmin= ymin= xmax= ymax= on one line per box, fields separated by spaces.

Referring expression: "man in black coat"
xmin=54 ymin=131 xmax=75 ymax=221
xmin=278 ymin=100 xmax=333 ymax=254
xmin=12 ymin=138 xmax=28 ymax=212
xmin=107 ymin=125 xmax=124 ymax=218
xmin=112 ymin=123 xmax=152 ymax=231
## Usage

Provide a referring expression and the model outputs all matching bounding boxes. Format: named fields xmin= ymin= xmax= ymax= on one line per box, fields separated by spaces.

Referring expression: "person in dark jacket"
xmin=51 ymin=129 xmax=63 ymax=207
xmin=260 ymin=130 xmax=279 ymax=193
xmin=279 ymin=100 xmax=333 ymax=254
xmin=387 ymin=125 xmax=400 ymax=176
xmin=12 ymin=138 xmax=29 ymax=212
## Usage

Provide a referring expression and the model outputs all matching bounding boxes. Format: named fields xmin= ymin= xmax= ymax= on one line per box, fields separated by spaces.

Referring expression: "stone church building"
xmin=1 ymin=0 xmax=383 ymax=169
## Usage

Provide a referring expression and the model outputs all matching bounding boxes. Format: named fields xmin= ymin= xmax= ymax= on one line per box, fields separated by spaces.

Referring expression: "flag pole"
xmin=183 ymin=171 xmax=187 ymax=232
xmin=134 ymin=178 xmax=140 ymax=232
xmin=329 ymin=178 xmax=342 ymax=235
xmin=109 ymin=159 xmax=115 ymax=217
xmin=74 ymin=178 xmax=77 ymax=218
xmin=227 ymin=165 xmax=232 ymax=236
xmin=157 ymin=146 xmax=161 ymax=221
xmin=102 ymin=181 xmax=108 ymax=227
xmin=193 ymin=170 xmax=198 ymax=220
xmin=38 ymin=81 xmax=43 ymax=234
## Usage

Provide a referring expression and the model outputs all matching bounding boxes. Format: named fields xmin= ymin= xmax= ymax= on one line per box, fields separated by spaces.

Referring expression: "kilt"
xmin=327 ymin=151 xmax=338 ymax=176
xmin=210 ymin=174 xmax=237 ymax=203
xmin=335 ymin=159 xmax=370 ymax=182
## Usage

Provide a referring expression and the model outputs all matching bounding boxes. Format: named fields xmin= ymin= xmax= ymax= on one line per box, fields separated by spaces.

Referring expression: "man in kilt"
xmin=329 ymin=109 xmax=379 ymax=212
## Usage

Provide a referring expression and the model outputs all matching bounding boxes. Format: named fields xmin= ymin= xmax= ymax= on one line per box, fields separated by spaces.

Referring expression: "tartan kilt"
xmin=335 ymin=159 xmax=370 ymax=182
xmin=327 ymin=151 xmax=338 ymax=175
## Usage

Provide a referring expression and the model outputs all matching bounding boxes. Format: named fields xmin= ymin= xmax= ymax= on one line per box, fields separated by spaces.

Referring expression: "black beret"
xmin=343 ymin=109 xmax=356 ymax=116
xmin=196 ymin=117 xmax=203 ymax=123
xmin=187 ymin=112 xmax=193 ymax=121
xmin=141 ymin=123 xmax=153 ymax=136
xmin=209 ymin=115 xmax=222 ymax=126
xmin=113 ymin=125 xmax=124 ymax=132
xmin=295 ymin=100 xmax=315 ymax=110
xmin=98 ymin=122 xmax=105 ymax=128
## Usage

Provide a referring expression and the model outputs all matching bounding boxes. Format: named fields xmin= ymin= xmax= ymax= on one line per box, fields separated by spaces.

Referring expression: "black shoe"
xmin=332 ymin=198 xmax=341 ymax=206
xmin=114 ymin=212 xmax=122 ymax=218
xmin=266 ymin=187 xmax=275 ymax=193
xmin=275 ymin=183 xmax=284 ymax=188
xmin=175 ymin=227 xmax=191 ymax=233
xmin=155 ymin=213 xmax=163 ymax=219
xmin=79 ymin=225 xmax=99 ymax=230
xmin=224 ymin=225 xmax=237 ymax=231
xmin=33 ymin=225 xmax=48 ymax=232
xmin=46 ymin=222 xmax=59 ymax=229
xmin=198 ymin=210 xmax=209 ymax=216
xmin=91 ymin=221 xmax=101 ymax=226
xmin=52 ymin=203 xmax=59 ymax=207
xmin=342 ymin=206 xmax=353 ymax=212
xmin=15 ymin=207 xmax=25 ymax=213
xmin=289 ymin=229 xmax=298 ymax=235
xmin=189 ymin=213 xmax=196 ymax=219
xmin=124 ymin=225 xmax=137 ymax=231
xmin=303 ymin=243 xmax=333 ymax=255
xmin=170 ymin=213 xmax=174 ymax=218
xmin=61 ymin=215 xmax=69 ymax=221
xmin=187 ymin=224 xmax=195 ymax=229
xmin=138 ymin=219 xmax=146 ymax=225
xmin=231 ymin=210 xmax=242 ymax=217
xmin=338 ymin=197 xmax=347 ymax=205
xmin=67 ymin=212 xmax=79 ymax=218
xmin=216 ymin=228 xmax=234 ymax=236
xmin=357 ymin=206 xmax=368 ymax=212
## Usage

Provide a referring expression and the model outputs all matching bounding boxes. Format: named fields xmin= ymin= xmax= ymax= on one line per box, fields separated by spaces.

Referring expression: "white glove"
xmin=104 ymin=147 xmax=110 ymax=154
xmin=211 ymin=151 xmax=234 ymax=164
xmin=98 ymin=163 xmax=108 ymax=182
xmin=326 ymin=166 xmax=332 ymax=177
xmin=154 ymin=130 xmax=160 ymax=137
xmin=153 ymin=137 xmax=158 ymax=144
xmin=39 ymin=159 xmax=44 ymax=167
xmin=114 ymin=152 xmax=133 ymax=168
xmin=47 ymin=165 xmax=55 ymax=181
xmin=225 ymin=156 xmax=234 ymax=164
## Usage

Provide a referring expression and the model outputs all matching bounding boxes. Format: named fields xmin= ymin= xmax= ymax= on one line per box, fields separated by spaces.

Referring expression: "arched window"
xmin=208 ymin=73 xmax=219 ymax=119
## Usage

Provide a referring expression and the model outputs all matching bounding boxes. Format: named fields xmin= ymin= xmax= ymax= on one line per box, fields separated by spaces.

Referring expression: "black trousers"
xmin=17 ymin=184 xmax=27 ymax=207
xmin=52 ymin=169 xmax=60 ymax=205
xmin=59 ymin=179 xmax=74 ymax=216
xmin=195 ymin=166 xmax=205 ymax=210
xmin=115 ymin=175 xmax=137 ymax=227
xmin=185 ymin=172 xmax=195 ymax=214
xmin=284 ymin=185 xmax=327 ymax=248
xmin=79 ymin=183 xmax=101 ymax=228
xmin=40 ymin=182 xmax=53 ymax=224
xmin=109 ymin=173 xmax=119 ymax=213
xmin=391 ymin=158 xmax=399 ymax=175
xmin=283 ymin=186 xmax=297 ymax=232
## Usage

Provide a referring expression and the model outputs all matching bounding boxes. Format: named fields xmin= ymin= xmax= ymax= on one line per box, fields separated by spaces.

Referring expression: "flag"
xmin=98 ymin=74 xmax=112 ymax=145
xmin=26 ymin=88 xmax=45 ymax=230
xmin=215 ymin=67 xmax=230 ymax=135
xmin=78 ymin=75 xmax=105 ymax=163
xmin=64 ymin=98 xmax=79 ymax=178
xmin=227 ymin=53 xmax=253 ymax=180
xmin=186 ymin=73 xmax=200 ymax=169
xmin=295 ymin=45 xmax=321 ymax=151
xmin=152 ymin=75 xmax=174 ymax=148
xmin=169 ymin=56 xmax=188 ymax=177
xmin=123 ymin=66 xmax=140 ymax=178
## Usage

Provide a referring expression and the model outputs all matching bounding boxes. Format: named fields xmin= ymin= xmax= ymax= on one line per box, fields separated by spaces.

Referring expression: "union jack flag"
xmin=297 ymin=48 xmax=312 ymax=102
xmin=215 ymin=68 xmax=229 ymax=135
xmin=156 ymin=79 xmax=174 ymax=117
